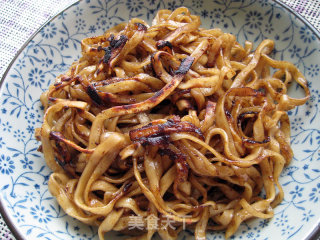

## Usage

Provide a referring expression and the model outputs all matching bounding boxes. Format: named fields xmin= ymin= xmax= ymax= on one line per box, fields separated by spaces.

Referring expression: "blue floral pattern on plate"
xmin=0 ymin=0 xmax=319 ymax=239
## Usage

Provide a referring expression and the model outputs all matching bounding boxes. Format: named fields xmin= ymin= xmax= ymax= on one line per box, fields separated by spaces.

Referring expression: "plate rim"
xmin=0 ymin=3 xmax=80 ymax=240
xmin=0 ymin=0 xmax=319 ymax=239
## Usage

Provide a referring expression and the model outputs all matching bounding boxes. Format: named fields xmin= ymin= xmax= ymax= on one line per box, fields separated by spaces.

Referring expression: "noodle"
xmin=36 ymin=7 xmax=310 ymax=240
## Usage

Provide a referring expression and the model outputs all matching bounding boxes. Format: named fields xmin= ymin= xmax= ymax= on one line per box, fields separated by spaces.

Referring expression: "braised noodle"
xmin=36 ymin=7 xmax=310 ymax=240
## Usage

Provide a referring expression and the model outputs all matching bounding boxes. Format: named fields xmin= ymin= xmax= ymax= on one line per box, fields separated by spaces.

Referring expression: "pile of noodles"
xmin=36 ymin=7 xmax=310 ymax=240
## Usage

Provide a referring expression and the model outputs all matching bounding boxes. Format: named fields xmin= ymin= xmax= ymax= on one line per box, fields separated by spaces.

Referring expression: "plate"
xmin=0 ymin=0 xmax=319 ymax=239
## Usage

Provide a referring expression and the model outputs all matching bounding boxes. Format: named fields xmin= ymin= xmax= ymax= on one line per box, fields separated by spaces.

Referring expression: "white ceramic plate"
xmin=1 ymin=0 xmax=319 ymax=239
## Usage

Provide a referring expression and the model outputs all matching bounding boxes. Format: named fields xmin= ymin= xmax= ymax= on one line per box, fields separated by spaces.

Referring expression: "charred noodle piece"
xmin=88 ymin=55 xmax=194 ymax=148
xmin=40 ymin=99 xmax=88 ymax=173
xmin=49 ymin=131 xmax=94 ymax=176
xmin=129 ymin=116 xmax=204 ymax=146
xmin=49 ymin=131 xmax=94 ymax=154
xmin=215 ymin=87 xmax=265 ymax=159
xmin=130 ymin=118 xmax=205 ymax=204
xmin=133 ymin=155 xmax=203 ymax=224
xmin=37 ymin=7 xmax=310 ymax=240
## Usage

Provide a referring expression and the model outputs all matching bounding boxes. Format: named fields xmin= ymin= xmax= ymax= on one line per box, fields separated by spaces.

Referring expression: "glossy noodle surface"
xmin=36 ymin=7 xmax=310 ymax=240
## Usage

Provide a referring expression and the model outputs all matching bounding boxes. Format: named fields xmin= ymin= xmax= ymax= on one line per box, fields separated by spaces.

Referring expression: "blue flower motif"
xmin=75 ymin=19 xmax=86 ymax=31
xmin=288 ymin=45 xmax=301 ymax=58
xmin=259 ymin=219 xmax=269 ymax=228
xmin=17 ymin=58 xmax=26 ymax=70
xmin=167 ymin=1 xmax=178 ymax=11
xmin=146 ymin=0 xmax=155 ymax=5
xmin=126 ymin=0 xmax=144 ymax=13
xmin=302 ymin=210 xmax=315 ymax=222
xmin=289 ymin=185 xmax=304 ymax=199
xmin=309 ymin=183 xmax=320 ymax=203
xmin=73 ymin=6 xmax=83 ymax=17
xmin=41 ymin=22 xmax=57 ymax=39
xmin=274 ymin=213 xmax=288 ymax=227
xmin=96 ymin=14 xmax=115 ymax=31
xmin=26 ymin=125 xmax=35 ymax=134
xmin=246 ymin=232 xmax=254 ymax=238
xmin=1 ymin=108 xmax=6 ymax=114
xmin=0 ymin=154 xmax=15 ymax=175
xmin=77 ymin=234 xmax=88 ymax=239
xmin=258 ymin=0 xmax=269 ymax=7
xmin=89 ymin=25 xmax=97 ymax=33
xmin=41 ymin=57 xmax=53 ymax=68
xmin=281 ymin=225 xmax=294 ymax=235
xmin=28 ymin=68 xmax=45 ymax=87
xmin=20 ymin=157 xmax=34 ymax=170
xmin=211 ymin=235 xmax=223 ymax=240
xmin=237 ymin=227 xmax=261 ymax=239
xmin=303 ymin=164 xmax=309 ymax=170
xmin=201 ymin=9 xmax=209 ymax=18
xmin=0 ymin=137 xmax=5 ymax=148
xmin=299 ymin=26 xmax=316 ymax=43
xmin=13 ymin=212 xmax=25 ymax=223
xmin=305 ymin=89 xmax=319 ymax=108
xmin=192 ymin=0 xmax=203 ymax=8
xmin=209 ymin=8 xmax=226 ymax=26
xmin=264 ymin=23 xmax=274 ymax=34
xmin=58 ymin=37 xmax=69 ymax=50
xmin=291 ymin=117 xmax=303 ymax=131
xmin=25 ymin=192 xmax=36 ymax=202
xmin=245 ymin=11 xmax=263 ymax=29
xmin=24 ymin=106 xmax=42 ymax=126
xmin=13 ymin=129 xmax=26 ymax=142
xmin=307 ymin=64 xmax=319 ymax=78
xmin=2 ymin=121 xmax=12 ymax=132
xmin=30 ymin=205 xmax=52 ymax=223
